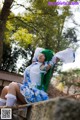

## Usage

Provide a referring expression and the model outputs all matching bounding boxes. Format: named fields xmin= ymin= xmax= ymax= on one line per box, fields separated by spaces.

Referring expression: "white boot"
xmin=0 ymin=98 xmax=6 ymax=106
xmin=5 ymin=94 xmax=17 ymax=107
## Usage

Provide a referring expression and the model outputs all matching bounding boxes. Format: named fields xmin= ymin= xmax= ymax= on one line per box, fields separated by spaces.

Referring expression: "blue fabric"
xmin=20 ymin=82 xmax=49 ymax=103
xmin=20 ymin=69 xmax=49 ymax=103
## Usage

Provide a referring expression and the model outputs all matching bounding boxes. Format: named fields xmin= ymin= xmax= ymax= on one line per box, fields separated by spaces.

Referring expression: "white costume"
xmin=23 ymin=62 xmax=45 ymax=86
xmin=52 ymin=48 xmax=75 ymax=64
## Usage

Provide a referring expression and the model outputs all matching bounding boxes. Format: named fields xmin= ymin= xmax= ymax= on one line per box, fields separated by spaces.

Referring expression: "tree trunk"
xmin=0 ymin=0 xmax=14 ymax=65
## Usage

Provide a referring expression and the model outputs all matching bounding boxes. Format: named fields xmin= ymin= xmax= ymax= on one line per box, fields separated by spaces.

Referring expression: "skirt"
xmin=18 ymin=82 xmax=49 ymax=103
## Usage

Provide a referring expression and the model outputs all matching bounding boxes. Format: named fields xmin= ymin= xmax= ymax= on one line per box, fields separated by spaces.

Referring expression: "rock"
xmin=1 ymin=97 xmax=80 ymax=120
xmin=53 ymin=98 xmax=80 ymax=120
xmin=27 ymin=97 xmax=80 ymax=120
xmin=48 ymin=84 xmax=66 ymax=98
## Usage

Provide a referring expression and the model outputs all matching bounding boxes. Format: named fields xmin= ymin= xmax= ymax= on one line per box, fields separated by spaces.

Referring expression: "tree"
xmin=63 ymin=28 xmax=77 ymax=43
xmin=26 ymin=0 xmax=73 ymax=51
xmin=0 ymin=40 xmax=33 ymax=73
xmin=0 ymin=0 xmax=14 ymax=65
xmin=0 ymin=41 xmax=17 ymax=72
xmin=0 ymin=0 xmax=78 ymax=74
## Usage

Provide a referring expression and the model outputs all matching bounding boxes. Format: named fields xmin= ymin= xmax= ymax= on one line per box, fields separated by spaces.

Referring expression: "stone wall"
xmin=27 ymin=98 xmax=80 ymax=120
xmin=0 ymin=71 xmax=80 ymax=120
xmin=12 ymin=97 xmax=80 ymax=120
xmin=0 ymin=70 xmax=23 ymax=87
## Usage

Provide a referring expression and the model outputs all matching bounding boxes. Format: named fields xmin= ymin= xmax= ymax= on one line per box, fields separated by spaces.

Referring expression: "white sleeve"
xmin=53 ymin=48 xmax=75 ymax=64
xmin=23 ymin=65 xmax=32 ymax=83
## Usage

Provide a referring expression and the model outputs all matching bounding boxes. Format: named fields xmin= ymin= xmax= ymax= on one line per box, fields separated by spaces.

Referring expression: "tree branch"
xmin=72 ymin=18 xmax=80 ymax=27
xmin=0 ymin=0 xmax=14 ymax=22
xmin=8 ymin=16 xmax=39 ymax=33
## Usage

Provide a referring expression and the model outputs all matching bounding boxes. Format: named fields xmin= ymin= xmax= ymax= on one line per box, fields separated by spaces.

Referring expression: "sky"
xmin=1 ymin=0 xmax=80 ymax=71
xmin=0 ymin=0 xmax=31 ymax=15
xmin=11 ymin=0 xmax=31 ymax=15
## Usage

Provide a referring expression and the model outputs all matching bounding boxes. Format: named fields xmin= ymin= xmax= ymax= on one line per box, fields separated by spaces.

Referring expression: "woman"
xmin=0 ymin=48 xmax=75 ymax=106
xmin=0 ymin=49 xmax=53 ymax=106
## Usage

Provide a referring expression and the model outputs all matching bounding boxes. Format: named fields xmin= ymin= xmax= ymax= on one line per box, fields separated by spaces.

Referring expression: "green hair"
xmin=41 ymin=49 xmax=53 ymax=62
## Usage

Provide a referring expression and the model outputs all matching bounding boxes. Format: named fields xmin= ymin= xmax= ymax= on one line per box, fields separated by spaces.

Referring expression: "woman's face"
xmin=38 ymin=53 xmax=45 ymax=63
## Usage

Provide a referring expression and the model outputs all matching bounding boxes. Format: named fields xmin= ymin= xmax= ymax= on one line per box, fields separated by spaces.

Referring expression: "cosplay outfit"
xmin=0 ymin=47 xmax=75 ymax=106
xmin=19 ymin=48 xmax=75 ymax=103
xmin=18 ymin=49 xmax=54 ymax=103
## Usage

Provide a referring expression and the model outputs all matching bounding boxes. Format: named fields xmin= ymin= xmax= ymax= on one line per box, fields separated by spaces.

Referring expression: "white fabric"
xmin=0 ymin=98 xmax=6 ymax=103
xmin=52 ymin=48 xmax=75 ymax=64
xmin=0 ymin=98 xmax=6 ymax=106
xmin=5 ymin=94 xmax=17 ymax=106
xmin=32 ymin=47 xmax=44 ymax=62
xmin=5 ymin=93 xmax=16 ymax=99
xmin=23 ymin=65 xmax=32 ymax=83
xmin=30 ymin=62 xmax=42 ymax=86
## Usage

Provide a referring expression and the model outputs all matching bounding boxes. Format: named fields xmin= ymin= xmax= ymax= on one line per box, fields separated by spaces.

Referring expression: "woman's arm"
xmin=40 ymin=64 xmax=51 ymax=72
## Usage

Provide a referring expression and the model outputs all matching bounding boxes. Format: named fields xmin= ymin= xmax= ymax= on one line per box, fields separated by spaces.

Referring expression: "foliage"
xmin=0 ymin=40 xmax=34 ymax=73
xmin=31 ymin=0 xmax=72 ymax=51
xmin=13 ymin=27 xmax=32 ymax=48
xmin=63 ymin=28 xmax=77 ymax=43
xmin=0 ymin=41 xmax=17 ymax=72
xmin=53 ymin=69 xmax=80 ymax=94
xmin=0 ymin=0 xmax=78 ymax=73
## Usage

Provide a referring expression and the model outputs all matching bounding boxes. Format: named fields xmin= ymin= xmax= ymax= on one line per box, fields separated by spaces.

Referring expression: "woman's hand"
xmin=40 ymin=64 xmax=51 ymax=71
xmin=46 ymin=64 xmax=51 ymax=71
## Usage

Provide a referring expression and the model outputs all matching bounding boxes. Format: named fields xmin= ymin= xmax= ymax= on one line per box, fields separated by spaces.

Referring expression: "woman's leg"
xmin=0 ymin=86 xmax=9 ymax=106
xmin=7 ymin=82 xmax=26 ymax=105
xmin=0 ymin=86 xmax=9 ymax=99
